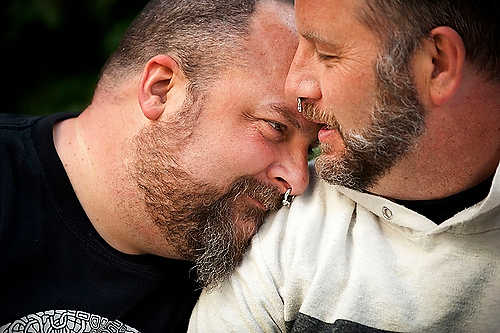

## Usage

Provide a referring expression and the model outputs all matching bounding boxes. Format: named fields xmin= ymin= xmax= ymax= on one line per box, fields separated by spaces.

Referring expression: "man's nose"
xmin=267 ymin=153 xmax=310 ymax=196
xmin=285 ymin=42 xmax=322 ymax=101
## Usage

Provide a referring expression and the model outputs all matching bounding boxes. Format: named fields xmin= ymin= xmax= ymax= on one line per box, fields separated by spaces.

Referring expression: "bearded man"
xmin=0 ymin=0 xmax=319 ymax=332
xmin=189 ymin=0 xmax=500 ymax=332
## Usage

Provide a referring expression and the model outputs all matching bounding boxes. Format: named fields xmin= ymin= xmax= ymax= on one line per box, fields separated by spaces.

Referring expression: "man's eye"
xmin=316 ymin=52 xmax=337 ymax=61
xmin=268 ymin=121 xmax=286 ymax=133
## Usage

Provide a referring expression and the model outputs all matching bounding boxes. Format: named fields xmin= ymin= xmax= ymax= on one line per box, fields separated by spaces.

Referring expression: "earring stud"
xmin=297 ymin=97 xmax=303 ymax=113
xmin=282 ymin=188 xmax=295 ymax=207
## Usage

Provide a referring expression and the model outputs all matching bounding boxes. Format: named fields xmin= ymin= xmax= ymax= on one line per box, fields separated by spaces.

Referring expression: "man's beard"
xmin=306 ymin=43 xmax=426 ymax=191
xmin=132 ymin=107 xmax=281 ymax=289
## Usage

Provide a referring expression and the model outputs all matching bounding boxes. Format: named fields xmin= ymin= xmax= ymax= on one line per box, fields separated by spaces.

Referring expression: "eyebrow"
xmin=268 ymin=103 xmax=301 ymax=130
xmin=302 ymin=30 xmax=342 ymax=51
xmin=302 ymin=30 xmax=326 ymax=43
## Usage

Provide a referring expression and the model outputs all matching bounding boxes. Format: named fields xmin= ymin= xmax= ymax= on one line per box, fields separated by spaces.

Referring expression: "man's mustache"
xmin=226 ymin=177 xmax=283 ymax=212
xmin=301 ymin=101 xmax=343 ymax=134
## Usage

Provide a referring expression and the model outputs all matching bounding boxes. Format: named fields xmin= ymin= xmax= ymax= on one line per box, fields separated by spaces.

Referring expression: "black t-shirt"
xmin=0 ymin=113 xmax=200 ymax=333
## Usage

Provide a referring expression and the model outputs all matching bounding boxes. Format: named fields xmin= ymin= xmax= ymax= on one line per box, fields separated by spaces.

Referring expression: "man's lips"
xmin=318 ymin=126 xmax=336 ymax=143
xmin=317 ymin=122 xmax=341 ymax=142
xmin=299 ymin=100 xmax=344 ymax=149
xmin=316 ymin=123 xmax=346 ymax=152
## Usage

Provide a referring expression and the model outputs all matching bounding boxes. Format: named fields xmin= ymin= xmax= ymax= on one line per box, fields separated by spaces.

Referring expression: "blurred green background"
xmin=3 ymin=0 xmax=149 ymax=115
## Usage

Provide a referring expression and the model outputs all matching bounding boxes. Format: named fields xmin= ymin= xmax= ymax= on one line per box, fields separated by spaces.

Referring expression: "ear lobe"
xmin=427 ymin=26 xmax=466 ymax=106
xmin=139 ymin=55 xmax=182 ymax=121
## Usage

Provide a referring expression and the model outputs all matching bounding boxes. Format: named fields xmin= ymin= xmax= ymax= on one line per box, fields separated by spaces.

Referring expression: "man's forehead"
xmin=295 ymin=0 xmax=371 ymax=51
xmin=247 ymin=1 xmax=297 ymax=51
xmin=295 ymin=0 xmax=362 ymax=32
xmin=252 ymin=0 xmax=296 ymax=32
xmin=295 ymin=1 xmax=333 ymax=41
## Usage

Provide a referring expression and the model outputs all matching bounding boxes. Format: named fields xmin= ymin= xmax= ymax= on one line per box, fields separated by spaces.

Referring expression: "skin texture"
xmin=286 ymin=0 xmax=500 ymax=200
xmin=52 ymin=0 xmax=319 ymax=287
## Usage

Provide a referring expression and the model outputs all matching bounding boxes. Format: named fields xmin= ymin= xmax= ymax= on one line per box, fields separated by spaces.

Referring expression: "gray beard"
xmin=314 ymin=49 xmax=426 ymax=191
xmin=132 ymin=121 xmax=281 ymax=288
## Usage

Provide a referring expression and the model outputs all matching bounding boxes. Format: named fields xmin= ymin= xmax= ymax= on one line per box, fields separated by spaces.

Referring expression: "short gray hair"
xmin=358 ymin=0 xmax=500 ymax=82
xmin=100 ymin=0 xmax=294 ymax=92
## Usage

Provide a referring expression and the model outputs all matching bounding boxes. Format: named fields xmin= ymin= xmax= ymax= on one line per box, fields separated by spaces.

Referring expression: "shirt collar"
xmin=335 ymin=161 xmax=500 ymax=234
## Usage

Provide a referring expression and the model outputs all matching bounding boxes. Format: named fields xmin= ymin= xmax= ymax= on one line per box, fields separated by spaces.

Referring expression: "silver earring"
xmin=282 ymin=188 xmax=295 ymax=207
xmin=297 ymin=97 xmax=303 ymax=113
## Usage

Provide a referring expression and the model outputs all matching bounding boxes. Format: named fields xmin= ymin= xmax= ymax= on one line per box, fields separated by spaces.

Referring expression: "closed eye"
xmin=317 ymin=52 xmax=338 ymax=61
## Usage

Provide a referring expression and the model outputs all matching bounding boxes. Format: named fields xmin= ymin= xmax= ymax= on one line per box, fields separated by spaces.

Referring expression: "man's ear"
xmin=424 ymin=26 xmax=466 ymax=106
xmin=139 ymin=55 xmax=184 ymax=121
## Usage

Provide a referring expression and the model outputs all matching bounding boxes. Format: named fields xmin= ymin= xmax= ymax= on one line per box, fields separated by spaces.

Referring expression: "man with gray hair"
xmin=190 ymin=0 xmax=500 ymax=332
xmin=0 ymin=0 xmax=319 ymax=332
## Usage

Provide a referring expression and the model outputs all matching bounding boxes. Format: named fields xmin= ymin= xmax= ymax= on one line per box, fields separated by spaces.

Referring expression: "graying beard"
xmin=316 ymin=39 xmax=425 ymax=191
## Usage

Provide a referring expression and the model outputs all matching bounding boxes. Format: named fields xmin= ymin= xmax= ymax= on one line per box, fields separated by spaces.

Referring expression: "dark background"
xmin=3 ymin=0 xmax=149 ymax=115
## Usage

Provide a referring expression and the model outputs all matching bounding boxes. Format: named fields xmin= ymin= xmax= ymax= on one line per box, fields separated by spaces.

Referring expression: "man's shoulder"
xmin=250 ymin=170 xmax=357 ymax=283
xmin=188 ymin=171 xmax=359 ymax=333
xmin=0 ymin=112 xmax=77 ymax=130
xmin=260 ymin=169 xmax=356 ymax=242
xmin=0 ymin=114 xmax=42 ymax=169
xmin=0 ymin=112 xmax=77 ymax=161
xmin=0 ymin=113 xmax=69 ymax=217
xmin=0 ymin=113 xmax=42 ymax=134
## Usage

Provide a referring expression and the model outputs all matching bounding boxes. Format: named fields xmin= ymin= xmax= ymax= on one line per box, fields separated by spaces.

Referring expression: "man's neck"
xmin=371 ymin=76 xmax=500 ymax=200
xmin=392 ymin=172 xmax=494 ymax=224
xmin=53 ymin=108 xmax=154 ymax=255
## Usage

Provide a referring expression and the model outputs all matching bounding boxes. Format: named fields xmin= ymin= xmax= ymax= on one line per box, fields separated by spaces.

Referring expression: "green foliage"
xmin=308 ymin=146 xmax=322 ymax=161
xmin=3 ymin=0 xmax=148 ymax=115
